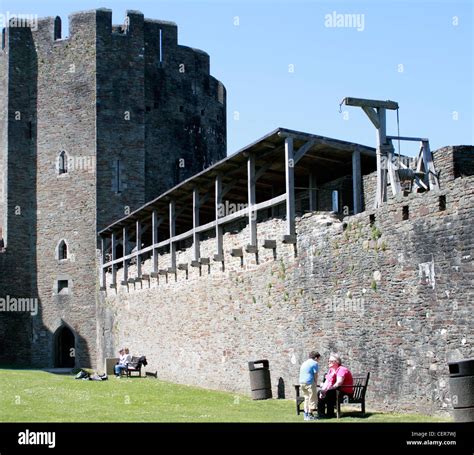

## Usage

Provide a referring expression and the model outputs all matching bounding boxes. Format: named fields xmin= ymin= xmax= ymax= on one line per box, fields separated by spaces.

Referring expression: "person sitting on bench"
xmin=318 ymin=353 xmax=353 ymax=418
xmin=114 ymin=348 xmax=132 ymax=378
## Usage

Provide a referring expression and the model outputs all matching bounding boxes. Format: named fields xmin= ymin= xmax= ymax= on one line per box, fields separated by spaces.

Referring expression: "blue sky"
xmin=1 ymin=0 xmax=472 ymax=156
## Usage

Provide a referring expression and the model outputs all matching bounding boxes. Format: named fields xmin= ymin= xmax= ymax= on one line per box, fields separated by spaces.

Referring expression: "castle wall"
xmin=95 ymin=11 xmax=227 ymax=230
xmin=0 ymin=9 xmax=228 ymax=368
xmin=142 ymin=20 xmax=226 ymax=200
xmin=95 ymin=10 xmax=147 ymax=230
xmin=100 ymin=166 xmax=473 ymax=414
xmin=26 ymin=12 xmax=100 ymax=367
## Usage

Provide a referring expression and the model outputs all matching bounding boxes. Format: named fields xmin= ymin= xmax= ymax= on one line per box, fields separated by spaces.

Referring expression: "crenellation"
xmin=144 ymin=19 xmax=178 ymax=50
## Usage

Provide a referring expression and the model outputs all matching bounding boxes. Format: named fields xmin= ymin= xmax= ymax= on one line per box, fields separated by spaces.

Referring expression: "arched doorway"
xmin=54 ymin=326 xmax=75 ymax=368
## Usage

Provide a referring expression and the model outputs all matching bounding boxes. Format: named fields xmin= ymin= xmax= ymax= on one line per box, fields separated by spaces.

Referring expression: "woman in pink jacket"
xmin=318 ymin=353 xmax=353 ymax=418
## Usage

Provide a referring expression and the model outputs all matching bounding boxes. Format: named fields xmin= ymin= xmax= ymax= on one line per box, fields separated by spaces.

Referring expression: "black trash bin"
xmin=249 ymin=360 xmax=272 ymax=400
xmin=448 ymin=358 xmax=474 ymax=422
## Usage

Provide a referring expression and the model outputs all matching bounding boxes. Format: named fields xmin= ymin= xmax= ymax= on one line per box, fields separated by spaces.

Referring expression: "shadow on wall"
xmin=0 ymin=24 xmax=38 ymax=367
xmin=0 ymin=26 xmax=91 ymax=370
xmin=52 ymin=321 xmax=90 ymax=368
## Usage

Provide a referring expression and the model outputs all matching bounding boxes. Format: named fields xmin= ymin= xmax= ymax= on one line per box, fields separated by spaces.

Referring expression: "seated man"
xmin=317 ymin=353 xmax=353 ymax=418
xmin=114 ymin=348 xmax=130 ymax=378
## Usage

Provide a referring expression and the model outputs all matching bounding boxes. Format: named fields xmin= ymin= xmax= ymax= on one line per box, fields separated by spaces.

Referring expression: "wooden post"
xmin=375 ymin=108 xmax=387 ymax=208
xmin=247 ymin=153 xmax=257 ymax=247
xmin=100 ymin=236 xmax=106 ymax=288
xmin=169 ymin=200 xmax=176 ymax=271
xmin=271 ymin=184 xmax=278 ymax=218
xmin=421 ymin=140 xmax=439 ymax=191
xmin=122 ymin=227 xmax=128 ymax=283
xmin=352 ymin=149 xmax=362 ymax=214
xmin=193 ymin=187 xmax=200 ymax=261
xmin=215 ymin=174 xmax=223 ymax=260
xmin=111 ymin=232 xmax=117 ymax=286
xmin=285 ymin=137 xmax=295 ymax=237
xmin=309 ymin=173 xmax=318 ymax=212
xmin=386 ymin=140 xmax=401 ymax=196
xmin=152 ymin=210 xmax=159 ymax=274
xmin=342 ymin=98 xmax=399 ymax=209
xmin=136 ymin=220 xmax=142 ymax=278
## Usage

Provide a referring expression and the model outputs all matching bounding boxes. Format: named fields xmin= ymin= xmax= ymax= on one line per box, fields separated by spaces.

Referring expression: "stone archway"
xmin=54 ymin=326 xmax=75 ymax=368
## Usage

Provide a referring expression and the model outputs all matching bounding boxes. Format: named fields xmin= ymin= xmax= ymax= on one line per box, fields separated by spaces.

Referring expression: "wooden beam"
xmin=136 ymin=220 xmax=142 ymax=278
xmin=297 ymin=153 xmax=349 ymax=165
xmin=111 ymin=232 xmax=117 ymax=286
xmin=386 ymin=142 xmax=401 ymax=196
xmin=386 ymin=135 xmax=429 ymax=142
xmin=294 ymin=139 xmax=316 ymax=164
xmin=278 ymin=132 xmax=376 ymax=157
xmin=215 ymin=174 xmax=223 ymax=259
xmin=375 ymin=107 xmax=388 ymax=208
xmin=421 ymin=140 xmax=440 ymax=191
xmin=343 ymin=97 xmax=399 ymax=110
xmin=309 ymin=173 xmax=318 ymax=212
xmin=271 ymin=184 xmax=278 ymax=218
xmin=362 ymin=106 xmax=380 ymax=129
xmin=285 ymin=137 xmax=295 ymax=236
xmin=193 ymin=187 xmax=200 ymax=261
xmin=169 ymin=200 xmax=176 ymax=271
xmin=100 ymin=237 xmax=106 ymax=288
xmin=352 ymin=150 xmax=362 ymax=213
xmin=152 ymin=210 xmax=159 ymax=273
xmin=217 ymin=194 xmax=286 ymax=226
xmin=263 ymin=239 xmax=276 ymax=249
xmin=255 ymin=156 xmax=282 ymax=182
xmin=248 ymin=154 xmax=257 ymax=247
xmin=231 ymin=248 xmax=243 ymax=258
xmin=122 ymin=227 xmax=128 ymax=283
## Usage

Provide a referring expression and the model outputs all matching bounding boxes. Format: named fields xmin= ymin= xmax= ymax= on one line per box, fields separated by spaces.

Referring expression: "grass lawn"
xmin=0 ymin=369 xmax=450 ymax=423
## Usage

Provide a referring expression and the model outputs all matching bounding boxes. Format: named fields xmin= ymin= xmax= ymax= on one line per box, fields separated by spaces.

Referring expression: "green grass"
xmin=0 ymin=369 xmax=449 ymax=423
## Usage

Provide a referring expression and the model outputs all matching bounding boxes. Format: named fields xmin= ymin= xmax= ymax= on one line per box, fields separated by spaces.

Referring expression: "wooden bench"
xmin=294 ymin=384 xmax=320 ymax=415
xmin=124 ymin=356 xmax=145 ymax=377
xmin=336 ymin=372 xmax=370 ymax=418
xmin=294 ymin=372 xmax=370 ymax=418
xmin=294 ymin=385 xmax=305 ymax=415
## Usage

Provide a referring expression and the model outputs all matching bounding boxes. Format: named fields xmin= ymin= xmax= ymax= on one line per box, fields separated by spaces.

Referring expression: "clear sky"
xmin=1 ymin=0 xmax=472 ymax=156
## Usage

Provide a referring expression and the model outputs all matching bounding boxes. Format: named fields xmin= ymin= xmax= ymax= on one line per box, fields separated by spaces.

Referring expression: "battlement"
xmin=1 ymin=9 xmax=213 ymax=76
xmin=0 ymin=9 xmax=177 ymax=44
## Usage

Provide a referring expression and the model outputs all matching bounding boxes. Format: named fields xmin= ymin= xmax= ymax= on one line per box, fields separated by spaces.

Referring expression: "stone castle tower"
xmin=0 ymin=9 xmax=226 ymax=367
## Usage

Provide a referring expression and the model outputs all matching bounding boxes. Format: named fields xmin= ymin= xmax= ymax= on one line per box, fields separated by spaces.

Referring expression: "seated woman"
xmin=318 ymin=353 xmax=353 ymax=418
xmin=114 ymin=348 xmax=132 ymax=378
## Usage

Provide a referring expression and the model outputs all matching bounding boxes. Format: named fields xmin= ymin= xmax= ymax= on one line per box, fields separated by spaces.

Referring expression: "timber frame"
xmin=342 ymin=97 xmax=439 ymax=208
xmin=98 ymin=128 xmax=376 ymax=289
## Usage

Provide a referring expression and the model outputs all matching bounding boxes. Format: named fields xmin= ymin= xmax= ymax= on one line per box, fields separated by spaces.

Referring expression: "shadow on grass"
xmin=0 ymin=366 xmax=75 ymax=376
xmin=338 ymin=411 xmax=374 ymax=419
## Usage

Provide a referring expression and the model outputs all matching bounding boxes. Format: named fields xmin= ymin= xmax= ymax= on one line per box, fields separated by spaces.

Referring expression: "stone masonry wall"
xmin=29 ymin=12 xmax=100 ymax=367
xmin=99 ymin=171 xmax=473 ymax=415
xmin=0 ymin=9 xmax=227 ymax=368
